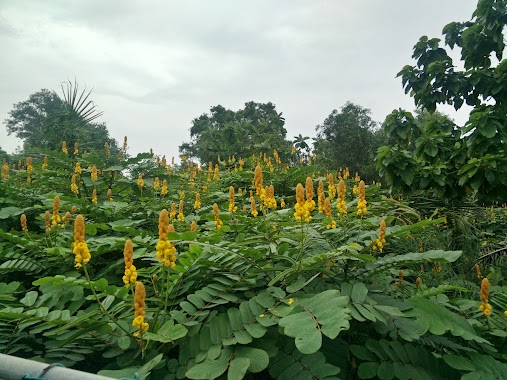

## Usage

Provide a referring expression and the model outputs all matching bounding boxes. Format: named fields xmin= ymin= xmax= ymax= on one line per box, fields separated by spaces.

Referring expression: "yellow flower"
xmin=91 ymin=189 xmax=98 ymax=204
xmin=228 ymin=186 xmax=237 ymax=213
xmin=373 ymin=220 xmax=387 ymax=252
xmin=294 ymin=183 xmax=311 ymax=222
xmin=107 ymin=188 xmax=113 ymax=201
xmin=254 ymin=165 xmax=263 ymax=195
xmin=357 ymin=180 xmax=367 ymax=216
xmin=75 ymin=162 xmax=82 ymax=175
xmin=26 ymin=157 xmax=33 ymax=173
xmin=194 ymin=192 xmax=201 ymax=209
xmin=317 ymin=180 xmax=325 ymax=213
xmin=72 ymin=215 xmax=91 ymax=268
xmin=42 ymin=156 xmax=48 ymax=170
xmin=213 ymin=203 xmax=223 ymax=228
xmin=161 ymin=179 xmax=168 ymax=196
xmin=479 ymin=278 xmax=492 ymax=316
xmin=153 ymin=177 xmax=160 ymax=191
xmin=337 ymin=180 xmax=347 ymax=215
xmin=250 ymin=195 xmax=258 ymax=217
xmin=1 ymin=159 xmax=9 ymax=180
xmin=44 ymin=211 xmax=51 ymax=233
xmin=51 ymin=196 xmax=61 ymax=227
xmin=74 ymin=142 xmax=79 ymax=155
xmin=190 ymin=220 xmax=197 ymax=232
xmin=177 ymin=200 xmax=185 ymax=221
xmin=280 ymin=198 xmax=286 ymax=208
xmin=137 ymin=174 xmax=144 ymax=188
xmin=156 ymin=209 xmax=177 ymax=268
xmin=133 ymin=281 xmax=149 ymax=335
xmin=20 ymin=214 xmax=28 ymax=232
xmin=91 ymin=166 xmax=98 ymax=182
xmin=122 ymin=239 xmax=137 ymax=286
xmin=62 ymin=141 xmax=68 ymax=155
xmin=104 ymin=142 xmax=110 ymax=157
xmin=71 ymin=175 xmax=79 ymax=195
xmin=288 ymin=298 xmax=294 ymax=305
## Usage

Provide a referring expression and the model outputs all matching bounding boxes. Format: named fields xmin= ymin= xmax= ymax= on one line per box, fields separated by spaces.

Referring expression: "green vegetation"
xmin=1 ymin=1 xmax=507 ymax=379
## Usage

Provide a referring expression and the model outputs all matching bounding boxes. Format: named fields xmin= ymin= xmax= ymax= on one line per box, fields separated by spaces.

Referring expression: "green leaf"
xmin=351 ymin=283 xmax=368 ymax=303
xmin=20 ymin=291 xmax=38 ymax=307
xmin=358 ymin=362 xmax=379 ymax=379
xmin=227 ymin=357 xmax=250 ymax=380
xmin=117 ymin=336 xmax=131 ymax=350
xmin=145 ymin=320 xmax=188 ymax=343
xmin=443 ymin=355 xmax=476 ymax=371
xmin=186 ymin=357 xmax=229 ymax=380
xmin=235 ymin=347 xmax=269 ymax=373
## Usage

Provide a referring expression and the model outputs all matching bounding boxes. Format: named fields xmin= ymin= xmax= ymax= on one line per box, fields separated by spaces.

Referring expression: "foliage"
xmin=378 ymin=0 xmax=507 ymax=202
xmin=4 ymin=81 xmax=119 ymax=156
xmin=179 ymin=102 xmax=292 ymax=164
xmin=0 ymin=141 xmax=506 ymax=380
xmin=315 ymin=102 xmax=382 ymax=181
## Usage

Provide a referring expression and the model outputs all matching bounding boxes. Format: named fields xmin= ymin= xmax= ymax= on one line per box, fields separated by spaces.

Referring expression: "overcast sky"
xmin=0 ymin=0 xmax=478 ymax=159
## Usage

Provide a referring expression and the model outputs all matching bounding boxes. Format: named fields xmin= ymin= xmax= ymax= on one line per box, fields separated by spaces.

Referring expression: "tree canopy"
xmin=179 ymin=101 xmax=291 ymax=164
xmin=378 ymin=0 xmax=507 ymax=202
xmin=4 ymin=82 xmax=119 ymax=156
xmin=314 ymin=102 xmax=381 ymax=180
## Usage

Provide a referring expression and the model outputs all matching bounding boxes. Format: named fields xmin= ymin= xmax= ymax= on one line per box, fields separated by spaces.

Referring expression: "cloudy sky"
xmin=0 ymin=0 xmax=477 ymax=159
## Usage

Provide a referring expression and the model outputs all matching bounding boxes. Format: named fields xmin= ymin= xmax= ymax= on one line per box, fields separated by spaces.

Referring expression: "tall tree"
xmin=314 ymin=102 xmax=381 ymax=180
xmin=378 ymin=0 xmax=507 ymax=202
xmin=4 ymin=81 xmax=119 ymax=155
xmin=180 ymin=101 xmax=291 ymax=164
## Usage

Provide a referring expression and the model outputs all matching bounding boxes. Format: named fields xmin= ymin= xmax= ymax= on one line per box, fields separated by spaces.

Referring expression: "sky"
xmin=0 ymin=0 xmax=478 ymax=159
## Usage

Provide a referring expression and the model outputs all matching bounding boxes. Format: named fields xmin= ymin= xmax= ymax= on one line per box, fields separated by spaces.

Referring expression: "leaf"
xmin=145 ymin=320 xmax=188 ymax=343
xmin=227 ymin=357 xmax=250 ymax=380
xmin=20 ymin=291 xmax=38 ymax=307
xmin=443 ymin=355 xmax=476 ymax=371
xmin=0 ymin=206 xmax=23 ymax=219
xmin=234 ymin=347 xmax=269 ymax=373
xmin=117 ymin=336 xmax=130 ymax=350
xmin=186 ymin=357 xmax=229 ymax=380
xmin=351 ymin=283 xmax=368 ymax=303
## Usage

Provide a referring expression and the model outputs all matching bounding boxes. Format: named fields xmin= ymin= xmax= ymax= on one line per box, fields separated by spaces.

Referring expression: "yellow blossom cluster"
xmin=153 ymin=177 xmax=160 ymax=191
xmin=122 ymin=239 xmax=137 ymax=285
xmin=250 ymin=192 xmax=258 ymax=217
xmin=324 ymin=199 xmax=336 ymax=229
xmin=51 ymin=196 xmax=62 ymax=227
xmin=91 ymin=166 xmax=98 ymax=182
xmin=44 ymin=211 xmax=51 ymax=233
xmin=170 ymin=203 xmax=176 ymax=219
xmin=317 ymin=180 xmax=325 ymax=213
xmin=213 ymin=164 xmax=220 ymax=180
xmin=254 ymin=165 xmax=263 ymax=196
xmin=26 ymin=157 xmax=33 ymax=173
xmin=156 ymin=209 xmax=177 ymax=268
xmin=133 ymin=281 xmax=149 ymax=335
xmin=42 ymin=156 xmax=48 ymax=170
xmin=92 ymin=189 xmax=98 ymax=204
xmin=190 ymin=220 xmax=197 ymax=232
xmin=305 ymin=177 xmax=316 ymax=212
xmin=2 ymin=159 xmax=9 ymax=180
xmin=107 ymin=188 xmax=113 ymax=201
xmin=20 ymin=214 xmax=28 ymax=232
xmin=161 ymin=179 xmax=168 ymax=196
xmin=294 ymin=183 xmax=311 ymax=222
xmin=357 ymin=180 xmax=367 ymax=216
xmin=260 ymin=185 xmax=277 ymax=210
xmin=62 ymin=141 xmax=68 ymax=155
xmin=177 ymin=200 xmax=185 ymax=221
xmin=71 ymin=175 xmax=79 ymax=194
xmin=213 ymin=203 xmax=223 ymax=228
xmin=337 ymin=180 xmax=347 ymax=215
xmin=228 ymin=186 xmax=237 ymax=212
xmin=104 ymin=142 xmax=110 ymax=157
xmin=373 ymin=220 xmax=387 ymax=252
xmin=137 ymin=174 xmax=144 ymax=189
xmin=72 ymin=215 xmax=91 ymax=268
xmin=194 ymin=192 xmax=201 ymax=209
xmin=479 ymin=278 xmax=492 ymax=316
xmin=75 ymin=162 xmax=82 ymax=175
xmin=74 ymin=142 xmax=79 ymax=155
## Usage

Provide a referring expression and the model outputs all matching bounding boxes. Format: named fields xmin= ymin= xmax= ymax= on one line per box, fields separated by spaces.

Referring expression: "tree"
xmin=314 ymin=102 xmax=381 ymax=180
xmin=180 ymin=102 xmax=291 ymax=164
xmin=378 ymin=0 xmax=507 ymax=202
xmin=4 ymin=81 xmax=119 ymax=155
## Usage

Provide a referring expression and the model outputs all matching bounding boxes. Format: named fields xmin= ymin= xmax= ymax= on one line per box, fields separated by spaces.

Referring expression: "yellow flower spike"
xmin=254 ymin=165 xmax=263 ymax=195
xmin=357 ymin=180 xmax=367 ymax=216
xmin=20 ymin=214 xmax=28 ymax=232
xmin=294 ymin=183 xmax=311 ymax=222
xmin=91 ymin=189 xmax=98 ymax=204
xmin=72 ymin=214 xmax=91 ymax=268
xmin=133 ymin=281 xmax=149 ymax=335
xmin=250 ymin=195 xmax=258 ymax=217
xmin=107 ymin=188 xmax=113 ymax=201
xmin=479 ymin=278 xmax=492 ymax=316
xmin=317 ymin=180 xmax=325 ymax=213
xmin=415 ymin=277 xmax=422 ymax=288
xmin=137 ymin=174 xmax=144 ymax=189
xmin=161 ymin=179 xmax=168 ymax=196
xmin=190 ymin=220 xmax=197 ymax=232
xmin=62 ymin=141 xmax=68 ymax=155
xmin=75 ymin=162 xmax=82 ymax=175
xmin=194 ymin=192 xmax=201 ymax=209
xmin=280 ymin=198 xmax=286 ymax=208
xmin=156 ymin=209 xmax=177 ymax=268
xmin=337 ymin=180 xmax=347 ymax=216
xmin=213 ymin=164 xmax=220 ymax=180
xmin=74 ymin=142 xmax=79 ymax=155
xmin=91 ymin=166 xmax=98 ymax=182
xmin=177 ymin=200 xmax=185 ymax=222
xmin=170 ymin=203 xmax=176 ymax=219
xmin=373 ymin=220 xmax=387 ymax=252
xmin=42 ymin=156 xmax=48 ymax=170
xmin=104 ymin=142 xmax=110 ymax=157
xmin=26 ymin=157 xmax=33 ymax=173
xmin=62 ymin=211 xmax=71 ymax=225
xmin=51 ymin=196 xmax=61 ymax=227
xmin=1 ymin=159 xmax=9 ymax=180
xmin=475 ymin=264 xmax=483 ymax=279
xmin=153 ymin=177 xmax=160 ymax=191
xmin=122 ymin=239 xmax=137 ymax=286
xmin=213 ymin=203 xmax=223 ymax=228
xmin=228 ymin=186 xmax=237 ymax=212
xmin=71 ymin=175 xmax=79 ymax=195
xmin=44 ymin=211 xmax=51 ymax=233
